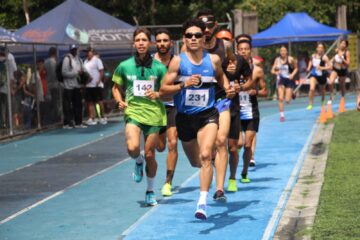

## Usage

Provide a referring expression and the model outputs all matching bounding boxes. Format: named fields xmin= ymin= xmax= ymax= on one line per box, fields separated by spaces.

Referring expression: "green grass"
xmin=312 ymin=111 xmax=360 ymax=240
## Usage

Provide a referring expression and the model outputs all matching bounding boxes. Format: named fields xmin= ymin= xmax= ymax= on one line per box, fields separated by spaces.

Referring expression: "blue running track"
xmin=0 ymin=95 xmax=357 ymax=240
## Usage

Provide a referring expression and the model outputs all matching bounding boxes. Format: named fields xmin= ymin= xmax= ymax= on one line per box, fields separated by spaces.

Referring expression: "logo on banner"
xmin=65 ymin=24 xmax=133 ymax=44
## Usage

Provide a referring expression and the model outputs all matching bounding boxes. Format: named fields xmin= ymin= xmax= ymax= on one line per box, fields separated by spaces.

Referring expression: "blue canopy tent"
xmin=252 ymin=13 xmax=350 ymax=48
xmin=0 ymin=26 xmax=31 ymax=43
xmin=15 ymin=0 xmax=135 ymax=60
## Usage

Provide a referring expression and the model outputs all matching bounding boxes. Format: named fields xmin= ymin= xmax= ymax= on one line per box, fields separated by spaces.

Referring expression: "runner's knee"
xmin=167 ymin=138 xmax=177 ymax=152
xmin=127 ymin=145 xmax=140 ymax=158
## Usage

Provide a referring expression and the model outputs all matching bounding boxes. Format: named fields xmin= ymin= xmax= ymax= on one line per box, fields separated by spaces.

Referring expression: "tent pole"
xmin=293 ymin=37 xmax=341 ymax=94
xmin=5 ymin=43 xmax=13 ymax=136
xmin=288 ymin=40 xmax=292 ymax=56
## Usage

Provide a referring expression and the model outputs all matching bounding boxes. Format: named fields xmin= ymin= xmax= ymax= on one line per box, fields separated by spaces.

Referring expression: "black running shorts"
xmin=240 ymin=118 xmax=260 ymax=133
xmin=176 ymin=107 xmax=219 ymax=142
xmin=228 ymin=110 xmax=240 ymax=140
xmin=159 ymin=105 xmax=177 ymax=134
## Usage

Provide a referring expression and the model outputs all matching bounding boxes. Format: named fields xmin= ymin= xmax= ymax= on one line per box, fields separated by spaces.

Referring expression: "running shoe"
xmin=145 ymin=191 xmax=157 ymax=206
xmin=161 ymin=183 xmax=172 ymax=196
xmin=99 ymin=118 xmax=108 ymax=125
xmin=227 ymin=179 xmax=238 ymax=192
xmin=133 ymin=162 xmax=144 ymax=183
xmin=195 ymin=204 xmax=207 ymax=220
xmin=63 ymin=124 xmax=73 ymax=129
xmin=306 ymin=104 xmax=313 ymax=110
xmin=213 ymin=190 xmax=227 ymax=202
xmin=74 ymin=124 xmax=88 ymax=128
xmin=249 ymin=159 xmax=256 ymax=167
xmin=241 ymin=173 xmax=251 ymax=183
xmin=280 ymin=116 xmax=285 ymax=122
xmin=85 ymin=118 xmax=97 ymax=125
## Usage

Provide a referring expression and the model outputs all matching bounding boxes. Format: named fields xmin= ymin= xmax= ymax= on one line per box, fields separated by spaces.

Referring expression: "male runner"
xmin=160 ymin=18 xmax=235 ymax=219
xmin=153 ymin=28 xmax=179 ymax=197
xmin=196 ymin=8 xmax=233 ymax=201
xmin=228 ymin=39 xmax=267 ymax=190
xmin=112 ymin=28 xmax=167 ymax=206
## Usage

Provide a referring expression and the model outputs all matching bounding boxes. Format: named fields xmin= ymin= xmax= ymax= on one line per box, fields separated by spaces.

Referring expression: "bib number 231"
xmin=133 ymin=80 xmax=154 ymax=97
xmin=185 ymin=89 xmax=209 ymax=107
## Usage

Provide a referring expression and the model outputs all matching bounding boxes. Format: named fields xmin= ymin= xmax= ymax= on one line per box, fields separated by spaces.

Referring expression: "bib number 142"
xmin=133 ymin=80 xmax=154 ymax=96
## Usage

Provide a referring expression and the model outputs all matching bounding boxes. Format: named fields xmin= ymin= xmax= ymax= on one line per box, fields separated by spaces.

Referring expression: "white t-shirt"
xmin=0 ymin=53 xmax=17 ymax=94
xmin=84 ymin=56 xmax=104 ymax=88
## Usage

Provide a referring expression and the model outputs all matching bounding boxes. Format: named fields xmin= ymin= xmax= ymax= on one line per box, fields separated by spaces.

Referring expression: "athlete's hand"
xmin=248 ymin=89 xmax=257 ymax=96
xmin=117 ymin=100 xmax=127 ymax=110
xmin=357 ymin=93 xmax=360 ymax=112
xmin=226 ymin=60 xmax=236 ymax=74
xmin=185 ymin=74 xmax=201 ymax=87
xmin=225 ymin=87 xmax=236 ymax=99
xmin=145 ymin=89 xmax=159 ymax=100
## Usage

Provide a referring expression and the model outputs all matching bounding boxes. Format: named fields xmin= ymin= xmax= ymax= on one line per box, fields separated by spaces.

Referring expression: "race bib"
xmin=239 ymin=92 xmax=251 ymax=106
xmin=133 ymin=80 xmax=154 ymax=96
xmin=185 ymin=89 xmax=209 ymax=107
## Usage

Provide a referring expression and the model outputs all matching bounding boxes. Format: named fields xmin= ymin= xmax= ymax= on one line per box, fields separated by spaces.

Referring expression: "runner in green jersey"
xmin=112 ymin=28 xmax=167 ymax=207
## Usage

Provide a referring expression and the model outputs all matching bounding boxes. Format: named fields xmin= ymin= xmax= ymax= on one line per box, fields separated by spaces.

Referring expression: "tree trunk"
xmin=23 ymin=0 xmax=30 ymax=24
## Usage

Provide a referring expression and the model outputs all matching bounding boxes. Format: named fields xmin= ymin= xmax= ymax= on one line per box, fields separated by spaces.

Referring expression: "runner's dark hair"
xmin=182 ymin=18 xmax=206 ymax=35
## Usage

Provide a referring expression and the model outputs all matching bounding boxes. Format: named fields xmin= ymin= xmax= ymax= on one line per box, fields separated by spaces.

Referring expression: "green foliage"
xmin=237 ymin=0 xmax=359 ymax=33
xmin=312 ymin=111 xmax=360 ymax=239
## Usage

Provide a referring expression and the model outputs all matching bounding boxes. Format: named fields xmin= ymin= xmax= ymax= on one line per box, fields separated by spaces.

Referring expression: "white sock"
xmin=197 ymin=191 xmax=208 ymax=205
xmin=134 ymin=154 xmax=144 ymax=164
xmin=280 ymin=112 xmax=285 ymax=117
xmin=147 ymin=177 xmax=155 ymax=192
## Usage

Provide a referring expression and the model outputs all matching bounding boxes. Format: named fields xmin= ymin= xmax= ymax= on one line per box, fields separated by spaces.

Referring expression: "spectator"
xmin=44 ymin=46 xmax=61 ymax=124
xmin=0 ymin=46 xmax=17 ymax=130
xmin=61 ymin=44 xmax=87 ymax=129
xmin=83 ymin=47 xmax=107 ymax=125
xmin=22 ymin=67 xmax=36 ymax=129
xmin=12 ymin=70 xmax=25 ymax=128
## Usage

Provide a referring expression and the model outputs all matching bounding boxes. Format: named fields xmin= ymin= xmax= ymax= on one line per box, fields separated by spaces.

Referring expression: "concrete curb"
xmin=273 ymin=122 xmax=335 ymax=240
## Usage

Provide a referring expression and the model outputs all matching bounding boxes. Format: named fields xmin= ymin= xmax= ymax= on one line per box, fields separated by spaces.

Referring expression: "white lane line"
xmin=261 ymin=122 xmax=318 ymax=240
xmin=0 ymin=129 xmax=123 ymax=178
xmin=121 ymin=170 xmax=200 ymax=237
xmin=0 ymin=153 xmax=134 ymax=225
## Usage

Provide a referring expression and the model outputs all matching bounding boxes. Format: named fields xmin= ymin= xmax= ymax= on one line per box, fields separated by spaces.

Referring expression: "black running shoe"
xmin=249 ymin=159 xmax=256 ymax=167
xmin=213 ymin=190 xmax=227 ymax=202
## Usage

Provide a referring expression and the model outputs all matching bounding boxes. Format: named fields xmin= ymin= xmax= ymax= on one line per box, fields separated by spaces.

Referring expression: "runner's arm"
xmin=211 ymin=54 xmax=235 ymax=98
xmin=289 ymin=57 xmax=298 ymax=80
xmin=254 ymin=67 xmax=267 ymax=97
xmin=306 ymin=57 xmax=313 ymax=73
xmin=343 ymin=50 xmax=351 ymax=67
xmin=159 ymin=56 xmax=182 ymax=97
xmin=270 ymin=59 xmax=278 ymax=75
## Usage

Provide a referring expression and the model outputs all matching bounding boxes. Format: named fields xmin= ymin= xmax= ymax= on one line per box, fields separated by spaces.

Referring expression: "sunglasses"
xmin=205 ymin=22 xmax=216 ymax=29
xmin=185 ymin=32 xmax=203 ymax=39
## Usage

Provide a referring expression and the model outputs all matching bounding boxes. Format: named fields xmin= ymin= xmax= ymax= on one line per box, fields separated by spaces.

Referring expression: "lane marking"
xmin=121 ymin=170 xmax=199 ymax=237
xmin=0 ymin=152 xmax=134 ymax=225
xmin=261 ymin=123 xmax=318 ymax=240
xmin=0 ymin=129 xmax=123 ymax=177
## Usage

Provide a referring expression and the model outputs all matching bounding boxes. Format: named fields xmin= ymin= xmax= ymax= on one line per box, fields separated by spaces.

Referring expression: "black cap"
xmin=69 ymin=44 xmax=78 ymax=50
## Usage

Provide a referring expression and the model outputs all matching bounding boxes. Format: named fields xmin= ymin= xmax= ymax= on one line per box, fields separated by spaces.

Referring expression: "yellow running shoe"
xmin=227 ymin=179 xmax=238 ymax=192
xmin=241 ymin=173 xmax=251 ymax=183
xmin=161 ymin=183 xmax=172 ymax=196
xmin=306 ymin=104 xmax=313 ymax=110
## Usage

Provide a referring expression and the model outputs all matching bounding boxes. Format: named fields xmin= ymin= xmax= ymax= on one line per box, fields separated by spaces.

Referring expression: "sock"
xmin=147 ymin=177 xmax=155 ymax=192
xmin=197 ymin=191 xmax=208 ymax=205
xmin=280 ymin=112 xmax=285 ymax=117
xmin=134 ymin=154 xmax=144 ymax=164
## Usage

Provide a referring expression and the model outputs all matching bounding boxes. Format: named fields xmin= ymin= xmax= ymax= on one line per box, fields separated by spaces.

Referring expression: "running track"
xmin=0 ymin=95 xmax=357 ymax=240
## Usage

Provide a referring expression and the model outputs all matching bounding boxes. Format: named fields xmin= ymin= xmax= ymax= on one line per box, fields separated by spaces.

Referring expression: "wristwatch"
xmin=180 ymin=81 xmax=185 ymax=89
